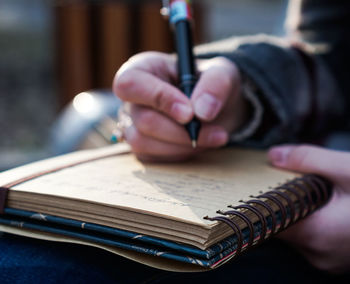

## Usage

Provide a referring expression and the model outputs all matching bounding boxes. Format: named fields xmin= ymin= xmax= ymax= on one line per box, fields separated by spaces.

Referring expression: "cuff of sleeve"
xmin=230 ymin=78 xmax=264 ymax=142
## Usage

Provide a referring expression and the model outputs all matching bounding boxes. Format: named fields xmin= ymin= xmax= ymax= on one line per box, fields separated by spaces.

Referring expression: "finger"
xmin=124 ymin=125 xmax=199 ymax=159
xmin=192 ymin=57 xmax=240 ymax=122
xmin=277 ymin=214 xmax=320 ymax=248
xmin=131 ymin=105 xmax=229 ymax=148
xmin=268 ymin=144 xmax=350 ymax=182
xmin=120 ymin=51 xmax=178 ymax=83
xmin=276 ymin=190 xmax=341 ymax=248
xmin=114 ymin=70 xmax=193 ymax=124
xmin=198 ymin=125 xmax=229 ymax=147
xmin=211 ymin=91 xmax=250 ymax=135
xmin=130 ymin=104 xmax=190 ymax=145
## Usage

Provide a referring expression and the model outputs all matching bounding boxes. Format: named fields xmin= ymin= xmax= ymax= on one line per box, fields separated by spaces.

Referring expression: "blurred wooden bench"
xmin=54 ymin=0 xmax=203 ymax=108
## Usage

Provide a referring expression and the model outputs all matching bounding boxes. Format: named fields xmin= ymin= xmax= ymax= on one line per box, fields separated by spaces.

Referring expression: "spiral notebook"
xmin=0 ymin=144 xmax=331 ymax=272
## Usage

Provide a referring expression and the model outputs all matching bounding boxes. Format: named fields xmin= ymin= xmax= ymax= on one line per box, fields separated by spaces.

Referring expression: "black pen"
xmin=162 ymin=0 xmax=201 ymax=148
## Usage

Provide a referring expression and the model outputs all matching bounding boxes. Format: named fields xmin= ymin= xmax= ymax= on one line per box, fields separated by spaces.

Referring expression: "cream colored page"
xmin=0 ymin=143 xmax=130 ymax=186
xmin=3 ymin=147 xmax=298 ymax=225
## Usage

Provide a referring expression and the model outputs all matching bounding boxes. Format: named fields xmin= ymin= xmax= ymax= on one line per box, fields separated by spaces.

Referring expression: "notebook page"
xmin=2 ymin=146 xmax=298 ymax=225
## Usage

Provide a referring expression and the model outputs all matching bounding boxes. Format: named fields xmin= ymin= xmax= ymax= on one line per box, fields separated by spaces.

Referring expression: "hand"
xmin=113 ymin=51 xmax=249 ymax=162
xmin=268 ymin=145 xmax=350 ymax=274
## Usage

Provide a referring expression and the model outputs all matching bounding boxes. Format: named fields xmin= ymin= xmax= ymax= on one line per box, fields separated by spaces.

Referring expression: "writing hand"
xmin=268 ymin=145 xmax=350 ymax=273
xmin=113 ymin=51 xmax=248 ymax=162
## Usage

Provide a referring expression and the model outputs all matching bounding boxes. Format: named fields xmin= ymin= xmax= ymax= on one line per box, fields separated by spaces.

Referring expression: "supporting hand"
xmin=268 ymin=145 xmax=350 ymax=273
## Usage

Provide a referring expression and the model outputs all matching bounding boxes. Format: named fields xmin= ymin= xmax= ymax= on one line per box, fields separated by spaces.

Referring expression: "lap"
xmin=0 ymin=233 xmax=347 ymax=284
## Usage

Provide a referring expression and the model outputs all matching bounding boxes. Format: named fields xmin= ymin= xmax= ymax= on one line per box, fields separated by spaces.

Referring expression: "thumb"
xmin=268 ymin=144 xmax=350 ymax=183
xmin=192 ymin=57 xmax=240 ymax=122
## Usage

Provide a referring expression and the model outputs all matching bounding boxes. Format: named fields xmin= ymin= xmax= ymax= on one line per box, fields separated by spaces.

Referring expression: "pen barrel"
xmin=174 ymin=20 xmax=197 ymax=98
xmin=170 ymin=4 xmax=200 ymax=143
xmin=185 ymin=117 xmax=200 ymax=137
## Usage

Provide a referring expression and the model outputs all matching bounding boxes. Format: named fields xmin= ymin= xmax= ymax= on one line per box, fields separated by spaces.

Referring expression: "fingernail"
xmin=268 ymin=146 xmax=293 ymax=166
xmin=194 ymin=93 xmax=222 ymax=121
xmin=171 ymin=103 xmax=193 ymax=123
xmin=208 ymin=130 xmax=228 ymax=146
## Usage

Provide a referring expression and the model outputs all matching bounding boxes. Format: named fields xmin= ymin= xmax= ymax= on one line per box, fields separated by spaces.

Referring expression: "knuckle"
xmin=125 ymin=128 xmax=144 ymax=153
xmin=127 ymin=51 xmax=152 ymax=64
xmin=136 ymin=110 xmax=157 ymax=134
xmin=115 ymin=70 xmax=136 ymax=97
xmin=128 ymin=51 xmax=168 ymax=68
xmin=217 ymin=57 xmax=236 ymax=71
xmin=308 ymin=255 xmax=339 ymax=273
xmin=213 ymin=56 xmax=239 ymax=79
xmin=203 ymin=68 xmax=234 ymax=97
xmin=131 ymin=51 xmax=161 ymax=61
xmin=152 ymin=84 xmax=168 ymax=111
xmin=296 ymin=236 xmax=338 ymax=273
xmin=218 ymin=72 xmax=234 ymax=92
xmin=128 ymin=137 xmax=144 ymax=154
xmin=299 ymin=223 xmax=334 ymax=264
xmin=305 ymin=234 xmax=329 ymax=255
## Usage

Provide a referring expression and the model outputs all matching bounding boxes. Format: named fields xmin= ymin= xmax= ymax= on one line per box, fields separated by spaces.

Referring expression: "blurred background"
xmin=0 ymin=0 xmax=287 ymax=170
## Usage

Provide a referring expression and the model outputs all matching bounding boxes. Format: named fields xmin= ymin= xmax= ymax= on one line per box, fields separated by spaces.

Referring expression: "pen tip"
xmin=191 ymin=140 xmax=197 ymax=149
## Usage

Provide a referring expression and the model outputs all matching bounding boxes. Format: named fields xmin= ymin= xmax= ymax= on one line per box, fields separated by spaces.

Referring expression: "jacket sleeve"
xmin=195 ymin=0 xmax=349 ymax=147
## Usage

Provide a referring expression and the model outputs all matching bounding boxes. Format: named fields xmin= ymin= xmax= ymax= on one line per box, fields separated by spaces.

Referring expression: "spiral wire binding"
xmin=216 ymin=209 xmax=255 ymax=247
xmin=293 ymin=178 xmax=313 ymax=216
xmin=273 ymin=190 xmax=296 ymax=224
xmin=203 ymin=215 xmax=244 ymax=254
xmin=245 ymin=198 xmax=276 ymax=234
xmin=255 ymin=193 xmax=285 ymax=232
xmin=229 ymin=204 xmax=267 ymax=245
xmin=305 ymin=176 xmax=322 ymax=207
xmin=203 ymin=174 xmax=332 ymax=259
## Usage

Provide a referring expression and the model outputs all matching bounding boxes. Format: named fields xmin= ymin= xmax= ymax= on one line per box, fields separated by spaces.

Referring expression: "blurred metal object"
xmin=110 ymin=105 xmax=133 ymax=144
xmin=49 ymin=90 xmax=122 ymax=155
xmin=160 ymin=0 xmax=170 ymax=18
